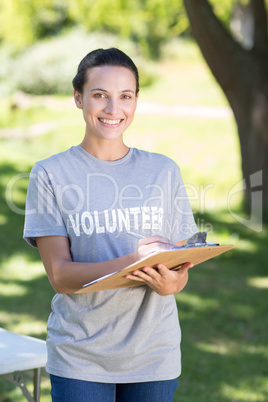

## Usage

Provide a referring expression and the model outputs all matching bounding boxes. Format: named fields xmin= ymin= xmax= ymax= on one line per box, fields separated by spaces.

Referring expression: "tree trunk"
xmin=183 ymin=0 xmax=268 ymax=225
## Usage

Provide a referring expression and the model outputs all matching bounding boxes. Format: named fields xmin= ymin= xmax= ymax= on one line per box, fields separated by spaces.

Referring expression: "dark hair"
xmin=72 ymin=48 xmax=139 ymax=95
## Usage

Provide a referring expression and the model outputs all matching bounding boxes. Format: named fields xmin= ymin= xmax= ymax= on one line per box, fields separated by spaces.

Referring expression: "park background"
xmin=0 ymin=1 xmax=267 ymax=401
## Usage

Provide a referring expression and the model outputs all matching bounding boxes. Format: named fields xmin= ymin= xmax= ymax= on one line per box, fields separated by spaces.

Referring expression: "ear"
xmin=135 ymin=91 xmax=139 ymax=109
xmin=74 ymin=90 xmax=83 ymax=109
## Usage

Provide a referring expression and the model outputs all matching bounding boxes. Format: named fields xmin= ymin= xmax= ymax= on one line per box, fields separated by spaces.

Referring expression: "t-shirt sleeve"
xmin=169 ymin=167 xmax=198 ymax=243
xmin=23 ymin=163 xmax=68 ymax=247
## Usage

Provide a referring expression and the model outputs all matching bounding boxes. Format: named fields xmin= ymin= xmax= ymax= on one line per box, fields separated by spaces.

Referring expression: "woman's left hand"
xmin=125 ymin=262 xmax=194 ymax=296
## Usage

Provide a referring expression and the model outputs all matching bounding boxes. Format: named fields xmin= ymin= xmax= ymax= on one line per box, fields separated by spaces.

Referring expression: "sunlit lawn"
xmin=0 ymin=40 xmax=267 ymax=401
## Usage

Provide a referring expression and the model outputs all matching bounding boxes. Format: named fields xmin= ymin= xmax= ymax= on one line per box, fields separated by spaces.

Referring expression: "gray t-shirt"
xmin=24 ymin=146 xmax=198 ymax=383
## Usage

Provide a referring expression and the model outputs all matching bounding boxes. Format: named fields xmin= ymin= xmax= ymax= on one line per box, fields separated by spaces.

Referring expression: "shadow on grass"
xmin=0 ymin=273 xmax=55 ymax=339
xmin=175 ymin=211 xmax=268 ymax=401
xmin=0 ymin=161 xmax=40 ymax=264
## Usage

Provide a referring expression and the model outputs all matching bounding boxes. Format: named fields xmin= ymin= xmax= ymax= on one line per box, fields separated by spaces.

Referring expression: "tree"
xmin=183 ymin=0 xmax=268 ymax=224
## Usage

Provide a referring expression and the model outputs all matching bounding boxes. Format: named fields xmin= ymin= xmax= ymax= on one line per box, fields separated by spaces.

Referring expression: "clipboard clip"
xmin=184 ymin=232 xmax=219 ymax=247
xmin=171 ymin=232 xmax=219 ymax=250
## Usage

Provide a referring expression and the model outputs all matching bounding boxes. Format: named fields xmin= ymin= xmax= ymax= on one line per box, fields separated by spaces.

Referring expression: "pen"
xmin=127 ymin=231 xmax=145 ymax=239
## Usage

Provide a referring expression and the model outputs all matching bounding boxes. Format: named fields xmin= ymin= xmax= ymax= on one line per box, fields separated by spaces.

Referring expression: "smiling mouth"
xmin=98 ymin=118 xmax=123 ymax=126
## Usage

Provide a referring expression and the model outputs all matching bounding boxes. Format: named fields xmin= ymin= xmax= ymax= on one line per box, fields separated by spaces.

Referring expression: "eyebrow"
xmin=90 ymin=88 xmax=108 ymax=93
xmin=90 ymin=88 xmax=135 ymax=94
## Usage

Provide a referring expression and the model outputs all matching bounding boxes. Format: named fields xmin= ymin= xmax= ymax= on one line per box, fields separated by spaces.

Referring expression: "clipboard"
xmin=74 ymin=242 xmax=233 ymax=294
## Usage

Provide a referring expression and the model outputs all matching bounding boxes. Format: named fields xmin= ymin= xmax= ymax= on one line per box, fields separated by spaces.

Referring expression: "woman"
xmin=24 ymin=48 xmax=198 ymax=401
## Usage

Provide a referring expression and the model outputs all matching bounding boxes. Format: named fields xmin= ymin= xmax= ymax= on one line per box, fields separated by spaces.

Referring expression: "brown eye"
xmin=93 ymin=93 xmax=105 ymax=98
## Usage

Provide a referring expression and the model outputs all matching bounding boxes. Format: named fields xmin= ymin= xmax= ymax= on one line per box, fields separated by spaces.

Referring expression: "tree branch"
xmin=251 ymin=0 xmax=268 ymax=52
xmin=183 ymin=0 xmax=249 ymax=92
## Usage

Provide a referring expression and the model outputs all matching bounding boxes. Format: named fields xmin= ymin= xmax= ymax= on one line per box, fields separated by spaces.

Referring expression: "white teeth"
xmin=99 ymin=118 xmax=121 ymax=125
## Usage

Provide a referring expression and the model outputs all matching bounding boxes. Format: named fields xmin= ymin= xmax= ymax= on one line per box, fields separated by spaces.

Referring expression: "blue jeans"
xmin=50 ymin=374 xmax=178 ymax=402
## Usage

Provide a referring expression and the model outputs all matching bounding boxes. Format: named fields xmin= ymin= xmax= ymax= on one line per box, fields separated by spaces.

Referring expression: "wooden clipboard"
xmin=74 ymin=244 xmax=233 ymax=294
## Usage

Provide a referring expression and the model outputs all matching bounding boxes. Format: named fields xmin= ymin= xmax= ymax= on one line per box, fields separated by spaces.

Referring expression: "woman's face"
xmin=74 ymin=65 xmax=138 ymax=143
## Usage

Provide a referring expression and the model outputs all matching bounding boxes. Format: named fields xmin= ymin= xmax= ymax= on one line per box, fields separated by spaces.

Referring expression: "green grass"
xmin=0 ymin=40 xmax=267 ymax=401
xmin=142 ymin=39 xmax=230 ymax=107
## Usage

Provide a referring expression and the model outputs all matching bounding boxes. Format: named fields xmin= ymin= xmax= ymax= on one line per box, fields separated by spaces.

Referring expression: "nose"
xmin=104 ymin=98 xmax=118 ymax=114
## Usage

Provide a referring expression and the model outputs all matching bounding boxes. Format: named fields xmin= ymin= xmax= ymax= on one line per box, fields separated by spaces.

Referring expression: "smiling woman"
xmin=23 ymin=48 xmax=198 ymax=402
xmin=73 ymin=65 xmax=138 ymax=156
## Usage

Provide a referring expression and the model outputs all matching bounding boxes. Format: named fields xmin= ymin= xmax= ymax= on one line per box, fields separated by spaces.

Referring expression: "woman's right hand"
xmin=134 ymin=235 xmax=173 ymax=261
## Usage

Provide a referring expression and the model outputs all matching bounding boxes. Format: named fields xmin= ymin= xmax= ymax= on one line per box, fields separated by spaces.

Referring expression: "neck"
xmin=80 ymin=137 xmax=129 ymax=161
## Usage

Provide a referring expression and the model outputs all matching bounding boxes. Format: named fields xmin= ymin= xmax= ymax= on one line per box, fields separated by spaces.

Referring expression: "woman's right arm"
xmin=36 ymin=235 xmax=173 ymax=294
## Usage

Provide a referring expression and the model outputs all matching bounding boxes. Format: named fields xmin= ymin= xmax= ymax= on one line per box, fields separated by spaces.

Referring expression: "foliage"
xmin=3 ymin=30 xmax=157 ymax=96
xmin=0 ymin=0 xmax=69 ymax=50
xmin=66 ymin=0 xmax=188 ymax=58
xmin=0 ymin=0 xmax=188 ymax=57
xmin=0 ymin=0 xmax=267 ymax=57
xmin=0 ymin=0 xmax=243 ymax=58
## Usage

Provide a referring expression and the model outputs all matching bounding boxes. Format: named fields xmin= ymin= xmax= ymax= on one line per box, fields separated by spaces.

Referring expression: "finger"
xmin=182 ymin=262 xmax=194 ymax=269
xmin=138 ymin=243 xmax=163 ymax=254
xmin=157 ymin=263 xmax=193 ymax=271
xmin=142 ymin=266 xmax=160 ymax=278
xmin=155 ymin=263 xmax=169 ymax=275
xmin=132 ymin=268 xmax=153 ymax=279
xmin=125 ymin=274 xmax=145 ymax=282
xmin=138 ymin=235 xmax=171 ymax=246
xmin=127 ymin=268 xmax=159 ymax=282
xmin=170 ymin=262 xmax=194 ymax=272
xmin=138 ymin=242 xmax=173 ymax=256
